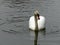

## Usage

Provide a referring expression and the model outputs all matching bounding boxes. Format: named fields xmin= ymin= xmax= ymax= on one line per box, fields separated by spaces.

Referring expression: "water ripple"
xmin=2 ymin=29 xmax=21 ymax=34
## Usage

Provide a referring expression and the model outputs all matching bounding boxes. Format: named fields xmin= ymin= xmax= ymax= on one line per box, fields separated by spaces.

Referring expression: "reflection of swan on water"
xmin=29 ymin=10 xmax=45 ymax=31
xmin=30 ymin=30 xmax=46 ymax=45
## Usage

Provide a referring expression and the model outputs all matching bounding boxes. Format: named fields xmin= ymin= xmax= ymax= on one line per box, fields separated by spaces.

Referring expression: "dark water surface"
xmin=0 ymin=0 xmax=60 ymax=45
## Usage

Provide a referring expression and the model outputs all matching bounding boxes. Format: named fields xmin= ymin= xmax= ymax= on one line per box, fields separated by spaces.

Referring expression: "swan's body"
xmin=29 ymin=10 xmax=45 ymax=31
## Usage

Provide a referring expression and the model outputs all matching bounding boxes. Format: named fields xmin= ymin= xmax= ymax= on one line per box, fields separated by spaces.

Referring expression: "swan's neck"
xmin=34 ymin=15 xmax=38 ymax=30
xmin=34 ymin=10 xmax=40 ymax=30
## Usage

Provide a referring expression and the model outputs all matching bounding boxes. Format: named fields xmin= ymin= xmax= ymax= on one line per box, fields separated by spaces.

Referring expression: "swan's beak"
xmin=37 ymin=14 xmax=40 ymax=20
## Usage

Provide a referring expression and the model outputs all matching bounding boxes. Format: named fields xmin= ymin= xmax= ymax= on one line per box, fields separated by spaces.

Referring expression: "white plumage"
xmin=29 ymin=10 xmax=45 ymax=31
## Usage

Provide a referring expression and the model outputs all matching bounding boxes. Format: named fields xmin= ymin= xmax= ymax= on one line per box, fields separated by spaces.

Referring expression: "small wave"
xmin=2 ymin=29 xmax=21 ymax=34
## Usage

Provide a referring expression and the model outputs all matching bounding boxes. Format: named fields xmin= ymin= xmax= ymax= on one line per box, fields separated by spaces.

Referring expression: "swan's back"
xmin=29 ymin=16 xmax=45 ymax=30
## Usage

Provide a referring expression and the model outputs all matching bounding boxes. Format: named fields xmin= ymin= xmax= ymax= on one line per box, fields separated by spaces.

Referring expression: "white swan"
xmin=29 ymin=10 xmax=45 ymax=31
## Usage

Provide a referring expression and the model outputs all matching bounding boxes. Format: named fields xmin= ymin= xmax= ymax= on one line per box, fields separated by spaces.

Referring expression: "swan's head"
xmin=34 ymin=10 xmax=40 ymax=19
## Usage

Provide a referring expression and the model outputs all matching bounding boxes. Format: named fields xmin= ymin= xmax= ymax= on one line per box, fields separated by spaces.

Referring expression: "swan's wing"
xmin=29 ymin=16 xmax=35 ymax=30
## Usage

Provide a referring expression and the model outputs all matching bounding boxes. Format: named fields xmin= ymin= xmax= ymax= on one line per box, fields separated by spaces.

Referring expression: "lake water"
xmin=0 ymin=0 xmax=60 ymax=45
